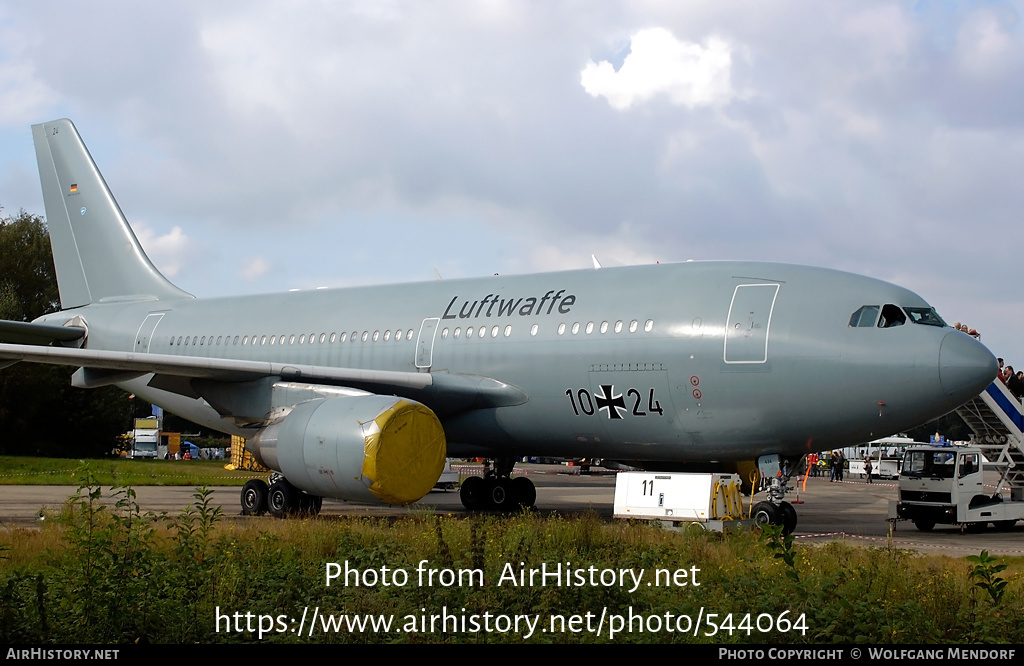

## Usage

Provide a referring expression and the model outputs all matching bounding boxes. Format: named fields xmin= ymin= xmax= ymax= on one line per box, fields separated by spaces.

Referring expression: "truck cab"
xmin=893 ymin=445 xmax=1018 ymax=531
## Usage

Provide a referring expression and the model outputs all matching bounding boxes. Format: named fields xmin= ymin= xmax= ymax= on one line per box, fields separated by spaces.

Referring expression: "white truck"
xmin=891 ymin=444 xmax=1023 ymax=531
xmin=131 ymin=417 xmax=160 ymax=459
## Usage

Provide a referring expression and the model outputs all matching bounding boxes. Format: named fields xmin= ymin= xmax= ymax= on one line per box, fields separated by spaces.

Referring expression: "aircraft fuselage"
xmin=35 ymin=260 xmax=994 ymax=464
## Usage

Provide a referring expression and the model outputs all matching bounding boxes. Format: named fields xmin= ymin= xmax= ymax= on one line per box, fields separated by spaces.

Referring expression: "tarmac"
xmin=1 ymin=464 xmax=1022 ymax=557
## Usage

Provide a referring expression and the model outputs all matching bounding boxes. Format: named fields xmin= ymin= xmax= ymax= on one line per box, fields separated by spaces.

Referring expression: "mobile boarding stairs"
xmin=955 ymin=379 xmax=1024 ymax=503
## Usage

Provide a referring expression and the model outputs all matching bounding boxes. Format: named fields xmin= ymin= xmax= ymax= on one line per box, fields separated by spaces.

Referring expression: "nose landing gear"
xmin=753 ymin=454 xmax=798 ymax=535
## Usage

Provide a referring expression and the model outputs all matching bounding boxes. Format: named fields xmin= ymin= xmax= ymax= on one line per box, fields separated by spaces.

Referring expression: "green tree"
xmin=0 ymin=208 xmax=132 ymax=457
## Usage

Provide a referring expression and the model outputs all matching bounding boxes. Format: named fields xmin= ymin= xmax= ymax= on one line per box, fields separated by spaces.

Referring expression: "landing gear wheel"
xmin=268 ymin=480 xmax=299 ymax=518
xmin=752 ymin=501 xmax=780 ymax=528
xmin=487 ymin=478 xmax=515 ymax=511
xmin=460 ymin=476 xmax=485 ymax=510
xmin=912 ymin=518 xmax=935 ymax=532
xmin=779 ymin=501 xmax=798 ymax=536
xmin=511 ymin=476 xmax=536 ymax=509
xmin=298 ymin=493 xmax=323 ymax=517
xmin=240 ymin=479 xmax=269 ymax=516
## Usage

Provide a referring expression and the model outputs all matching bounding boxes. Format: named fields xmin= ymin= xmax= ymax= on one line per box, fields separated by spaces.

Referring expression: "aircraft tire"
xmin=298 ymin=493 xmax=323 ymax=517
xmin=460 ymin=476 xmax=485 ymax=510
xmin=487 ymin=478 xmax=515 ymax=511
xmin=779 ymin=501 xmax=798 ymax=535
xmin=752 ymin=501 xmax=780 ymax=528
xmin=268 ymin=480 xmax=299 ymax=518
xmin=912 ymin=518 xmax=935 ymax=532
xmin=512 ymin=476 xmax=536 ymax=509
xmin=241 ymin=479 xmax=269 ymax=516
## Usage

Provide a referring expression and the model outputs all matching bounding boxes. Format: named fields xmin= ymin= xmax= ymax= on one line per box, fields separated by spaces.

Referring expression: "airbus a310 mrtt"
xmin=0 ymin=119 xmax=997 ymax=531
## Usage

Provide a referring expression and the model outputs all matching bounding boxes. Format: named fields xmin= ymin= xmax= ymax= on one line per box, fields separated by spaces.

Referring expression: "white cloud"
xmin=241 ymin=256 xmax=270 ymax=281
xmin=581 ymin=28 xmax=734 ymax=110
xmin=955 ymin=9 xmax=1017 ymax=78
xmin=130 ymin=222 xmax=193 ymax=278
xmin=0 ymin=61 xmax=57 ymax=128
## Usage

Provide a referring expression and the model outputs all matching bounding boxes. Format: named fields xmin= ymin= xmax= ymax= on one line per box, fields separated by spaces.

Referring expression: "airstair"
xmin=955 ymin=380 xmax=1024 ymax=501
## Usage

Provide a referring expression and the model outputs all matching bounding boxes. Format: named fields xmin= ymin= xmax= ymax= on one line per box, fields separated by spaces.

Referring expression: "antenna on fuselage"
xmin=591 ymin=255 xmax=602 ymax=270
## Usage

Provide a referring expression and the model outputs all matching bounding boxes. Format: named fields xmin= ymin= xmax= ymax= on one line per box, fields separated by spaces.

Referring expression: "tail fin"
xmin=32 ymin=119 xmax=192 ymax=309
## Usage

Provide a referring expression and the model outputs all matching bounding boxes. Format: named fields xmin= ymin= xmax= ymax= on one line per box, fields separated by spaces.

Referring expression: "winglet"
xmin=32 ymin=119 xmax=192 ymax=308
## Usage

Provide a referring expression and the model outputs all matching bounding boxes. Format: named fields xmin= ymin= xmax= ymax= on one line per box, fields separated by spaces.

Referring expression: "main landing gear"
xmin=460 ymin=457 xmax=537 ymax=511
xmin=240 ymin=474 xmax=322 ymax=518
xmin=751 ymin=454 xmax=798 ymax=536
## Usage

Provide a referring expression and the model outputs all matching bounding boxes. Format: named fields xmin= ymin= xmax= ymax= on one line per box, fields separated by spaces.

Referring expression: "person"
xmin=836 ymin=451 xmax=845 ymax=481
xmin=864 ymin=456 xmax=873 ymax=484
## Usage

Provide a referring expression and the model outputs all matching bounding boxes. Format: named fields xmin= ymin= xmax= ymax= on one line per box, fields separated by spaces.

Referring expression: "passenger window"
xmin=530 ymin=324 xmax=538 ymax=336
xmin=878 ymin=304 xmax=906 ymax=328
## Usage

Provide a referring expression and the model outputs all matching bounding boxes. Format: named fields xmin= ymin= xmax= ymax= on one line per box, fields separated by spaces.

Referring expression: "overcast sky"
xmin=1 ymin=1 xmax=1022 ymax=362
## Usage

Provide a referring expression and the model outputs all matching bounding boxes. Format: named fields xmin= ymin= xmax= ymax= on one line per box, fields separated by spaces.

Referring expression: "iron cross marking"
xmin=595 ymin=384 xmax=626 ymax=419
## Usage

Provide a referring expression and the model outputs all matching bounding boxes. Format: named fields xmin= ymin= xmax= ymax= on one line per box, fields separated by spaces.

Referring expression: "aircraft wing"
xmin=0 ymin=342 xmax=526 ymax=418
xmin=0 ymin=320 xmax=87 ymax=345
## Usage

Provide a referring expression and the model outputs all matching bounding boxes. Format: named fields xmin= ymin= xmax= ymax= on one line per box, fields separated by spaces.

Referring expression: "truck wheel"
xmin=912 ymin=518 xmax=935 ymax=532
xmin=994 ymin=520 xmax=1017 ymax=531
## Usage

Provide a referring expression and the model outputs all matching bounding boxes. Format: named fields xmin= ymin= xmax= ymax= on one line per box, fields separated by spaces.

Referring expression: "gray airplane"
xmin=0 ymin=119 xmax=998 ymax=531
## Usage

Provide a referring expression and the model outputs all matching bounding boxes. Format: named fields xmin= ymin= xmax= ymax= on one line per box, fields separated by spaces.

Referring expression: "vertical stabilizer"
xmin=32 ymin=119 xmax=192 ymax=308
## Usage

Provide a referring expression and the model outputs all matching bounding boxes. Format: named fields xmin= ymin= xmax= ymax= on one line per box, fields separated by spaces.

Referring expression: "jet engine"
xmin=248 ymin=395 xmax=447 ymax=505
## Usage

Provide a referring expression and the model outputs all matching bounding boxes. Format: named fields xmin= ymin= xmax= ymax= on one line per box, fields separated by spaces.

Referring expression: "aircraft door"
xmin=415 ymin=317 xmax=440 ymax=370
xmin=724 ymin=284 xmax=779 ymax=364
xmin=134 ymin=313 xmax=164 ymax=353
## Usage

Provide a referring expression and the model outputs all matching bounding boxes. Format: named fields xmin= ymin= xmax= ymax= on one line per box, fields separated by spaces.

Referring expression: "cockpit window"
xmin=878 ymin=304 xmax=906 ymax=328
xmin=849 ymin=305 xmax=880 ymax=328
xmin=903 ymin=307 xmax=946 ymax=327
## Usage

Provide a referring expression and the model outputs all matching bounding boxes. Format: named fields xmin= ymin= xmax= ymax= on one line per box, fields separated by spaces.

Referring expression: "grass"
xmin=0 ymin=481 xmax=1021 ymax=644
xmin=0 ymin=455 xmax=257 ymax=486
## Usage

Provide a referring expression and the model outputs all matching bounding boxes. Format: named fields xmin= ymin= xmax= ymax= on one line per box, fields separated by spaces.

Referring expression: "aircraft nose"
xmin=938 ymin=331 xmax=997 ymax=397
